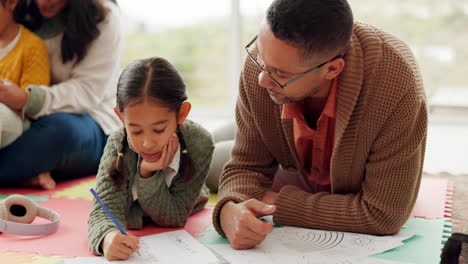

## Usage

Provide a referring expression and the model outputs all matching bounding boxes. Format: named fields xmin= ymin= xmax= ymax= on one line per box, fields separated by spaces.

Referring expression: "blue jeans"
xmin=0 ymin=113 xmax=108 ymax=185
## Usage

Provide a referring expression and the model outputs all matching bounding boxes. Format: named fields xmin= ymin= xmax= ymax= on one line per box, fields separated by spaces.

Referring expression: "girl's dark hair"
xmin=14 ymin=0 xmax=116 ymax=64
xmin=110 ymin=57 xmax=194 ymax=187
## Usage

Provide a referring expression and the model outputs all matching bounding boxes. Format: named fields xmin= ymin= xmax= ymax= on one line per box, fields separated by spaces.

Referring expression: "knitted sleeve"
xmin=212 ymin=68 xmax=279 ymax=236
xmin=135 ymin=124 xmax=214 ymax=227
xmin=19 ymin=31 xmax=50 ymax=89
xmin=88 ymin=131 xmax=130 ymax=255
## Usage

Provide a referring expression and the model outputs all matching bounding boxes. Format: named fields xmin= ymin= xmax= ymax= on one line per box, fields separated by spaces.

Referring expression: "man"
xmin=213 ymin=0 xmax=427 ymax=250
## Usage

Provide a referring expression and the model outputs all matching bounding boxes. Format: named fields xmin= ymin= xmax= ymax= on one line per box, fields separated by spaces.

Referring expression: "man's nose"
xmin=258 ymin=71 xmax=277 ymax=90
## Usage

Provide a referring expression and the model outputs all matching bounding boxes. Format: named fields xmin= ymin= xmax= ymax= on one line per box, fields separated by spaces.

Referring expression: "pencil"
xmin=90 ymin=188 xmax=141 ymax=256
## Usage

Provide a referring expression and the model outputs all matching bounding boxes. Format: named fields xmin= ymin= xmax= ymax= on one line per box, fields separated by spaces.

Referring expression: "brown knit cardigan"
xmin=213 ymin=23 xmax=427 ymax=236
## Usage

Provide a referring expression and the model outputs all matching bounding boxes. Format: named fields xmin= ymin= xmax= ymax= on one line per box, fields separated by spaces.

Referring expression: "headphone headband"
xmin=0 ymin=194 xmax=60 ymax=236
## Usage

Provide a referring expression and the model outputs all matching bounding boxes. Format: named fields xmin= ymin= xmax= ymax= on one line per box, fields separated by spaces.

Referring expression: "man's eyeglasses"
xmin=245 ymin=35 xmax=343 ymax=89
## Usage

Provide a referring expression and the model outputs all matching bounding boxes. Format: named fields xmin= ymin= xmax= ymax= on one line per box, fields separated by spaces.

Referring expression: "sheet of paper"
xmin=208 ymin=226 xmax=413 ymax=264
xmin=331 ymin=256 xmax=412 ymax=264
xmin=59 ymin=230 xmax=220 ymax=264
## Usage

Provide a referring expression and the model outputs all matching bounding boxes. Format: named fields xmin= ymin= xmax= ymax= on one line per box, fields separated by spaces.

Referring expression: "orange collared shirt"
xmin=281 ymin=78 xmax=338 ymax=190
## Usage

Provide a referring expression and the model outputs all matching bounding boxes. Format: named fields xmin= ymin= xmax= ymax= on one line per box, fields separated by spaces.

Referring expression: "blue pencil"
xmin=90 ymin=188 xmax=141 ymax=256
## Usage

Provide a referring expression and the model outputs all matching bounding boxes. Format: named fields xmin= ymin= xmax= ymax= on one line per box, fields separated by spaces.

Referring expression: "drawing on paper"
xmin=166 ymin=232 xmax=198 ymax=255
xmin=352 ymin=236 xmax=374 ymax=248
xmin=137 ymin=239 xmax=159 ymax=263
xmin=279 ymin=229 xmax=345 ymax=252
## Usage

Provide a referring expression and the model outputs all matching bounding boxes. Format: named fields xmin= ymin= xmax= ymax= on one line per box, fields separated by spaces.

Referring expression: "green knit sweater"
xmin=87 ymin=120 xmax=214 ymax=255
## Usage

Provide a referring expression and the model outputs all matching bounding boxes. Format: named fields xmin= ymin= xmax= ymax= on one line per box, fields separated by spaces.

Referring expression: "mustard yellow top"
xmin=0 ymin=25 xmax=50 ymax=89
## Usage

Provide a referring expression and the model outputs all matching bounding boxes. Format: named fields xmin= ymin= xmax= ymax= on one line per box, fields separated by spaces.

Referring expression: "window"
xmin=120 ymin=0 xmax=231 ymax=114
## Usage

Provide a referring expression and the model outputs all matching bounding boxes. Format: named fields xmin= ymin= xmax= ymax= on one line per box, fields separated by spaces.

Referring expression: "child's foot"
xmin=37 ymin=171 xmax=56 ymax=190
xmin=21 ymin=171 xmax=56 ymax=190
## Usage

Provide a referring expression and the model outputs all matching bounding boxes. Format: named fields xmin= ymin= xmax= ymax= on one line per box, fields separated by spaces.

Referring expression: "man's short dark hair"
xmin=266 ymin=0 xmax=354 ymax=60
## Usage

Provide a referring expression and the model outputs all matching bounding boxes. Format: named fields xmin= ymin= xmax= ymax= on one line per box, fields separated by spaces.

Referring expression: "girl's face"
xmin=118 ymin=100 xmax=190 ymax=163
xmin=35 ymin=0 xmax=67 ymax=19
xmin=0 ymin=0 xmax=17 ymax=36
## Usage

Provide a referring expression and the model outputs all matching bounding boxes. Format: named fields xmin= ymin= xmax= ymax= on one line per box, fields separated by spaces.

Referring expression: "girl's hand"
xmin=102 ymin=230 xmax=140 ymax=261
xmin=0 ymin=79 xmax=29 ymax=110
xmin=139 ymin=133 xmax=179 ymax=178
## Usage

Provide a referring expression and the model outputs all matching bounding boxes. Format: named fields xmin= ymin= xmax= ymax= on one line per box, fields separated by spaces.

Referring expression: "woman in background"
xmin=0 ymin=0 xmax=124 ymax=189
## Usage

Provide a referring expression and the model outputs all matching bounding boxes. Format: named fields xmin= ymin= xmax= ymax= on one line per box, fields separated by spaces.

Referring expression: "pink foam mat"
xmin=0 ymin=175 xmax=213 ymax=257
xmin=1 ymin=175 xmax=451 ymax=259
xmin=409 ymin=177 xmax=454 ymax=219
xmin=0 ymin=195 xmax=213 ymax=257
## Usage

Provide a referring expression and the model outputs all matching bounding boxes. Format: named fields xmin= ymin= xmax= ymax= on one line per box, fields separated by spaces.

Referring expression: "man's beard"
xmin=269 ymin=84 xmax=323 ymax=104
xmin=270 ymin=96 xmax=294 ymax=104
xmin=269 ymin=93 xmax=297 ymax=105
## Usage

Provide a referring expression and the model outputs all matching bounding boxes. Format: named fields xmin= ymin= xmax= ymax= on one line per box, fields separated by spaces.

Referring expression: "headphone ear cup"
xmin=3 ymin=194 xmax=38 ymax=224
xmin=0 ymin=202 xmax=5 ymax=234
xmin=0 ymin=202 xmax=7 ymax=220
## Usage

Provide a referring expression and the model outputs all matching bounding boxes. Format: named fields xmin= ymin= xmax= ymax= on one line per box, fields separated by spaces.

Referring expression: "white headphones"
xmin=0 ymin=194 xmax=60 ymax=236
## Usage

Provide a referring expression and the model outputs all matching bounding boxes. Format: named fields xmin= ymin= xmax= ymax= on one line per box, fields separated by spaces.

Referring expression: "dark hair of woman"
xmin=14 ymin=0 xmax=117 ymax=64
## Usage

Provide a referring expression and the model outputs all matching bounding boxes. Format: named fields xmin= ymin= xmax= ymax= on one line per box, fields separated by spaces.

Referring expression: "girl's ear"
xmin=7 ymin=0 xmax=19 ymax=11
xmin=114 ymin=107 xmax=124 ymax=124
xmin=177 ymin=102 xmax=191 ymax=124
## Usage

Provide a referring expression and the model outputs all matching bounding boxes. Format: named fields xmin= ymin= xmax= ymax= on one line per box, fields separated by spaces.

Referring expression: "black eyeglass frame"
xmin=245 ymin=35 xmax=343 ymax=89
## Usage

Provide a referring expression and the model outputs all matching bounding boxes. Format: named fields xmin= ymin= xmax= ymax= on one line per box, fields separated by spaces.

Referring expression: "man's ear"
xmin=114 ymin=107 xmax=124 ymax=124
xmin=177 ymin=102 xmax=191 ymax=124
xmin=324 ymin=57 xmax=345 ymax=80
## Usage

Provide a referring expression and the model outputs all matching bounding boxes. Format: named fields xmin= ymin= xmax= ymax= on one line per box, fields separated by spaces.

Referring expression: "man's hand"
xmin=102 ymin=230 xmax=140 ymax=261
xmin=139 ymin=133 xmax=179 ymax=178
xmin=220 ymin=199 xmax=276 ymax=250
xmin=0 ymin=79 xmax=28 ymax=110
xmin=261 ymin=191 xmax=279 ymax=205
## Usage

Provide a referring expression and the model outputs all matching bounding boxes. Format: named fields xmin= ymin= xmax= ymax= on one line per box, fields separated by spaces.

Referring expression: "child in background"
xmin=0 ymin=0 xmax=49 ymax=149
xmin=88 ymin=57 xmax=214 ymax=260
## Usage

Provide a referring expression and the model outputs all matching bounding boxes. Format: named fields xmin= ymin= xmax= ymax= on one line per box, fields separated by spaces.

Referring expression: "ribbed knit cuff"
xmin=212 ymin=196 xmax=243 ymax=237
xmin=24 ymin=85 xmax=46 ymax=117
xmin=91 ymin=225 xmax=117 ymax=256
xmin=273 ymin=185 xmax=310 ymax=226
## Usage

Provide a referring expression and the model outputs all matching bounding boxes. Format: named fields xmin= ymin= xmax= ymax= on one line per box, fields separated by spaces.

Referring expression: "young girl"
xmin=87 ymin=57 xmax=214 ymax=261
